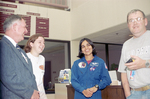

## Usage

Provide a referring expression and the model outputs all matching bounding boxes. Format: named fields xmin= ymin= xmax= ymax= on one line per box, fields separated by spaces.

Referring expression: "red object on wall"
xmin=27 ymin=12 xmax=40 ymax=16
xmin=36 ymin=17 xmax=49 ymax=37
xmin=0 ymin=2 xmax=17 ymax=8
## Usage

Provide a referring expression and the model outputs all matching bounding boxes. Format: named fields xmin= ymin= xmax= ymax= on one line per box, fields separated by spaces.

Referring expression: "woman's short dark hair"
xmin=77 ymin=38 xmax=97 ymax=58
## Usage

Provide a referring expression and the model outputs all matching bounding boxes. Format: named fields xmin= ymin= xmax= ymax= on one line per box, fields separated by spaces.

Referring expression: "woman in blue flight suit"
xmin=71 ymin=38 xmax=111 ymax=99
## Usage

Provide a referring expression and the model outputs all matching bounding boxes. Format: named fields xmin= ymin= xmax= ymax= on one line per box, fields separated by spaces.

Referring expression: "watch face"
xmin=95 ymin=85 xmax=99 ymax=88
xmin=146 ymin=61 xmax=150 ymax=68
xmin=146 ymin=63 xmax=149 ymax=66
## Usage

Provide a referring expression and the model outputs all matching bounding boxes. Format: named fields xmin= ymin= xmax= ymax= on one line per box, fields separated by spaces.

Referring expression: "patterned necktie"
xmin=16 ymin=44 xmax=21 ymax=52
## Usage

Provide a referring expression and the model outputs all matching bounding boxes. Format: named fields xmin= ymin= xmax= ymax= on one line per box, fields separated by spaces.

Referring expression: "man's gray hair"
xmin=127 ymin=9 xmax=146 ymax=23
xmin=3 ymin=14 xmax=22 ymax=32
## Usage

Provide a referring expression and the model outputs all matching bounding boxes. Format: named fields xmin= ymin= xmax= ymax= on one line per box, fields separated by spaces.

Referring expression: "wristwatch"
xmin=145 ymin=60 xmax=150 ymax=68
xmin=95 ymin=84 xmax=99 ymax=89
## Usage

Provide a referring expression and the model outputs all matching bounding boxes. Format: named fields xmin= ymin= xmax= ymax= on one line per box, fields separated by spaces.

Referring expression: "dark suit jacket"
xmin=0 ymin=36 xmax=38 ymax=99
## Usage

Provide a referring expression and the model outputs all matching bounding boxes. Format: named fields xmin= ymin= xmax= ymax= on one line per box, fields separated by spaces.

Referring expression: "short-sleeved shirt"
xmin=118 ymin=30 xmax=150 ymax=88
xmin=27 ymin=53 xmax=47 ymax=99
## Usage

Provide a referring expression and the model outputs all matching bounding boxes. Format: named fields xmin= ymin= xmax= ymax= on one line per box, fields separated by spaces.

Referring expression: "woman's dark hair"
xmin=77 ymin=38 xmax=97 ymax=58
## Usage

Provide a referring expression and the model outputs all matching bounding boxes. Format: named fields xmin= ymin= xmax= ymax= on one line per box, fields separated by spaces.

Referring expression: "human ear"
xmin=144 ymin=18 xmax=148 ymax=26
xmin=30 ymin=42 xmax=33 ymax=47
xmin=12 ymin=23 xmax=18 ymax=32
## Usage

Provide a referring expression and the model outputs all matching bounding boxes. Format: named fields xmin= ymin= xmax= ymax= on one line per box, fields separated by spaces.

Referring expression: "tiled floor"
xmin=47 ymin=94 xmax=55 ymax=99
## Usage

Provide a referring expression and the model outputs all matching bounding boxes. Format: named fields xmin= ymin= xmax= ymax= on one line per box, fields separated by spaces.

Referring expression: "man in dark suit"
xmin=0 ymin=15 xmax=40 ymax=99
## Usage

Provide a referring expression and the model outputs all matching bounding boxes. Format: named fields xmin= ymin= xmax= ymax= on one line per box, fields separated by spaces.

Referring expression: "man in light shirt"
xmin=118 ymin=9 xmax=150 ymax=99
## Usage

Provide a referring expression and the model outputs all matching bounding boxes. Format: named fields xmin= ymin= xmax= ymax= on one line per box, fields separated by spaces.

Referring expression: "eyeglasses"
xmin=128 ymin=17 xmax=144 ymax=24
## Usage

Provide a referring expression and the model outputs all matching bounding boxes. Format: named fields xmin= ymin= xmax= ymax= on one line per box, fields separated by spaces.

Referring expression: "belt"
xmin=131 ymin=85 xmax=150 ymax=91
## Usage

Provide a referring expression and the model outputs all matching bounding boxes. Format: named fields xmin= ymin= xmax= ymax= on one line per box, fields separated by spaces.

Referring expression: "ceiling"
xmin=92 ymin=23 xmax=150 ymax=44
xmin=84 ymin=16 xmax=150 ymax=44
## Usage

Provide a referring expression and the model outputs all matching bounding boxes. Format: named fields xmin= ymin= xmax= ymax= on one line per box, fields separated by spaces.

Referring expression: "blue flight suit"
xmin=71 ymin=55 xmax=111 ymax=99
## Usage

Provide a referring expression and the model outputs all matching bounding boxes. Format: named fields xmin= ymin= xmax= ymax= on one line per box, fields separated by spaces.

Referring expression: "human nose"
xmin=133 ymin=19 xmax=138 ymax=24
xmin=85 ymin=45 xmax=88 ymax=49
xmin=42 ymin=43 xmax=45 ymax=48
xmin=135 ymin=19 xmax=138 ymax=22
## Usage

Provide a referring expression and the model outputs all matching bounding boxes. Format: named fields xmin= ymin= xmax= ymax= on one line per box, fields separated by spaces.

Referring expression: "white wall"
xmin=70 ymin=40 xmax=80 ymax=65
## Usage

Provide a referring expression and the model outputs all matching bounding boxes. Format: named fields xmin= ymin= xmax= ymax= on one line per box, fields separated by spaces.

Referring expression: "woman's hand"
xmin=82 ymin=89 xmax=93 ymax=97
xmin=89 ymin=86 xmax=98 ymax=93
xmin=82 ymin=86 xmax=98 ymax=97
